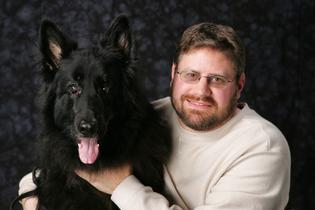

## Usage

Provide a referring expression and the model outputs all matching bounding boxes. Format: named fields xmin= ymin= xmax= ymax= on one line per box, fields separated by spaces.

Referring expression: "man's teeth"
xmin=188 ymin=99 xmax=210 ymax=106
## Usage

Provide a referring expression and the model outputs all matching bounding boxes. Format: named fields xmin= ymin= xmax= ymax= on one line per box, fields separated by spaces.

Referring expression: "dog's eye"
xmin=101 ymin=86 xmax=109 ymax=94
xmin=67 ymin=83 xmax=81 ymax=96
xmin=73 ymin=72 xmax=83 ymax=82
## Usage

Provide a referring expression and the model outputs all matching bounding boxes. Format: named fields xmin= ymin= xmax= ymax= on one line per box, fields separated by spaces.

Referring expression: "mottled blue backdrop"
xmin=1 ymin=0 xmax=314 ymax=209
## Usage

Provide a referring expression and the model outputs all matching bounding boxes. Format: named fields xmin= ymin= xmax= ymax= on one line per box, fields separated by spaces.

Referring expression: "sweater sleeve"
xmin=111 ymin=175 xmax=184 ymax=210
xmin=19 ymin=172 xmax=37 ymax=196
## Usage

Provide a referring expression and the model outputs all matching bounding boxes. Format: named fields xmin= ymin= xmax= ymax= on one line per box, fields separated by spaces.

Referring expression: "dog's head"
xmin=39 ymin=16 xmax=137 ymax=167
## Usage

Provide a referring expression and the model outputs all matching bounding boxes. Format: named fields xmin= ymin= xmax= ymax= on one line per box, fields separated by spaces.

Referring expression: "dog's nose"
xmin=78 ymin=119 xmax=97 ymax=136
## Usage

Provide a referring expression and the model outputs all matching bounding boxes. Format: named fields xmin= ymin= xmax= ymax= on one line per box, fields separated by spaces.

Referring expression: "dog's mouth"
xmin=77 ymin=137 xmax=99 ymax=165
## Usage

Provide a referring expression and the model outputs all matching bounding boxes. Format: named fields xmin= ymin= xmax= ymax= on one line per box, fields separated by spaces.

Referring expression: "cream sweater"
xmin=19 ymin=97 xmax=291 ymax=210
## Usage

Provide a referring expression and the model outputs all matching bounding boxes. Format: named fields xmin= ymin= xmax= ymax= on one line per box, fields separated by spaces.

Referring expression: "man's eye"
xmin=185 ymin=72 xmax=199 ymax=80
xmin=210 ymin=76 xmax=224 ymax=83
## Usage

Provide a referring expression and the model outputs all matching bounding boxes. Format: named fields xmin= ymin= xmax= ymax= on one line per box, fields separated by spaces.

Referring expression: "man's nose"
xmin=194 ymin=77 xmax=212 ymax=95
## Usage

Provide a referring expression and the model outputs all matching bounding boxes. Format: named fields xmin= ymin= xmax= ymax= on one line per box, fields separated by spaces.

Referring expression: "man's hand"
xmin=75 ymin=164 xmax=132 ymax=194
xmin=21 ymin=196 xmax=38 ymax=210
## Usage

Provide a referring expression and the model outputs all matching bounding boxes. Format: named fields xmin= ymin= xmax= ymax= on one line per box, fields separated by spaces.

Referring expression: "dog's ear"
xmin=101 ymin=15 xmax=132 ymax=57
xmin=40 ymin=20 xmax=77 ymax=72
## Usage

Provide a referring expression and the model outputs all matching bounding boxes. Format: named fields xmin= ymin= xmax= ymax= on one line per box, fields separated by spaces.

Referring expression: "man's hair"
xmin=173 ymin=22 xmax=246 ymax=79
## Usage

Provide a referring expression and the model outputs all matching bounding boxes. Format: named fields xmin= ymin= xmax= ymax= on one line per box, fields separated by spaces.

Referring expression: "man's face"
xmin=171 ymin=48 xmax=245 ymax=132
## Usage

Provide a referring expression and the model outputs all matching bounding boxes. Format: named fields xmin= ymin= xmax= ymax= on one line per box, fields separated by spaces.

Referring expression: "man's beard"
xmin=171 ymin=86 xmax=238 ymax=131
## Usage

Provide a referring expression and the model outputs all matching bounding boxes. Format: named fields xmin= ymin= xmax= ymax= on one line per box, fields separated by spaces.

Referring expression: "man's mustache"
xmin=181 ymin=94 xmax=217 ymax=106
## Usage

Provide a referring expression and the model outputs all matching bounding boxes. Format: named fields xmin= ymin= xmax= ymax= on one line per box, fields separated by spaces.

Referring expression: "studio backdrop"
xmin=0 ymin=0 xmax=314 ymax=209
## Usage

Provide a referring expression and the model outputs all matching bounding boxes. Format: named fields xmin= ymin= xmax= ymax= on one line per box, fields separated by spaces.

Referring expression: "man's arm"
xmin=75 ymin=165 xmax=185 ymax=210
xmin=111 ymin=175 xmax=184 ymax=210
xmin=19 ymin=168 xmax=185 ymax=210
xmin=19 ymin=173 xmax=38 ymax=210
xmin=20 ymin=138 xmax=290 ymax=210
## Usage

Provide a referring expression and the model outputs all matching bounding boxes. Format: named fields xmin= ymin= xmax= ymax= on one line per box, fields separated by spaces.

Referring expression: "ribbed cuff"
xmin=111 ymin=175 xmax=146 ymax=210
xmin=19 ymin=172 xmax=37 ymax=195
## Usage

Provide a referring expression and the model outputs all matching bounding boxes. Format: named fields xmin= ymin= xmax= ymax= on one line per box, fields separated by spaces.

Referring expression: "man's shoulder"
xmin=151 ymin=96 xmax=171 ymax=111
xmin=151 ymin=96 xmax=174 ymax=121
xmin=240 ymin=104 xmax=289 ymax=154
xmin=241 ymin=105 xmax=283 ymax=136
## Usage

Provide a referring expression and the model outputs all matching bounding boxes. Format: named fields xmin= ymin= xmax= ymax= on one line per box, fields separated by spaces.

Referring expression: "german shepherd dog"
xmin=24 ymin=16 xmax=171 ymax=210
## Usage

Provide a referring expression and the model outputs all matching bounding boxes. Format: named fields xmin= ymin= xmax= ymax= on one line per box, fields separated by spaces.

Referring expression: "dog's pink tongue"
xmin=77 ymin=138 xmax=99 ymax=164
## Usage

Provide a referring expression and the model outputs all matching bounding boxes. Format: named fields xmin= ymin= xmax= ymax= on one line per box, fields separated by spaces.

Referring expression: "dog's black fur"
xmin=30 ymin=15 xmax=171 ymax=210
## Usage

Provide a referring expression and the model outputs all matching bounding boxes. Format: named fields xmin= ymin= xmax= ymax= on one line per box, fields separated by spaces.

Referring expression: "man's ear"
xmin=40 ymin=20 xmax=77 ymax=72
xmin=236 ymin=73 xmax=246 ymax=99
xmin=171 ymin=63 xmax=177 ymax=80
xmin=170 ymin=63 xmax=177 ymax=87
xmin=100 ymin=15 xmax=132 ymax=57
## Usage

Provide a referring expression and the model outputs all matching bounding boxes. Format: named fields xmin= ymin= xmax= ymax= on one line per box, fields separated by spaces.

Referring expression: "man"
xmin=20 ymin=22 xmax=290 ymax=210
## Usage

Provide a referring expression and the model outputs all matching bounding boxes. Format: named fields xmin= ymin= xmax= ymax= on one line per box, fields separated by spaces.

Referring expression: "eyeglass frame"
xmin=175 ymin=70 xmax=235 ymax=88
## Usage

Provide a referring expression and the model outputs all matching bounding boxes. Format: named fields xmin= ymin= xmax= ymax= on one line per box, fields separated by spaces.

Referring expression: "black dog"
xmin=23 ymin=15 xmax=171 ymax=210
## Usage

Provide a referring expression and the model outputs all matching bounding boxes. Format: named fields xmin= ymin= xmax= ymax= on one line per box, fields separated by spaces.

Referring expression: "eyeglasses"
xmin=176 ymin=70 xmax=234 ymax=88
